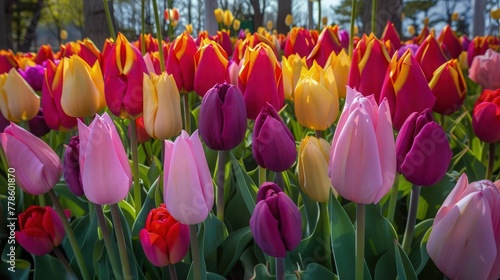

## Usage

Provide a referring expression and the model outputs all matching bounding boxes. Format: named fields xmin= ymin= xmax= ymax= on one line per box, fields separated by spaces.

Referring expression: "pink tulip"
xmin=163 ymin=130 xmax=214 ymax=225
xmin=78 ymin=112 xmax=132 ymax=205
xmin=329 ymin=87 xmax=396 ymax=204
xmin=0 ymin=123 xmax=62 ymax=195
xmin=427 ymin=174 xmax=500 ymax=280
xmin=469 ymin=49 xmax=500 ymax=90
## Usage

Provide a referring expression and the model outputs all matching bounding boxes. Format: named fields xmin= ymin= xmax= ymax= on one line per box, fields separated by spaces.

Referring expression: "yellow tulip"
xmin=223 ymin=10 xmax=234 ymax=27
xmin=60 ymin=56 xmax=105 ymax=118
xmin=324 ymin=49 xmax=350 ymax=98
xmin=451 ymin=12 xmax=459 ymax=21
xmin=407 ymin=25 xmax=416 ymax=36
xmin=214 ymin=9 xmax=223 ymax=23
xmin=282 ymin=54 xmax=307 ymax=101
xmin=185 ymin=24 xmax=193 ymax=34
xmin=267 ymin=20 xmax=273 ymax=31
xmin=143 ymin=73 xmax=182 ymax=140
xmin=297 ymin=136 xmax=336 ymax=202
xmin=233 ymin=19 xmax=241 ymax=31
xmin=0 ymin=68 xmax=40 ymax=122
xmin=458 ymin=51 xmax=469 ymax=70
xmin=423 ymin=17 xmax=429 ymax=26
xmin=491 ymin=8 xmax=500 ymax=20
xmin=285 ymin=14 xmax=293 ymax=26
xmin=60 ymin=29 xmax=68 ymax=41
xmin=322 ymin=17 xmax=328 ymax=26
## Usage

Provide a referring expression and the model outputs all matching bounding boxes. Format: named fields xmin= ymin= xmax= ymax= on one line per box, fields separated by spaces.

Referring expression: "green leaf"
xmin=230 ymin=152 xmax=257 ymax=214
xmin=0 ymin=258 xmax=30 ymax=280
xmin=217 ymin=226 xmax=253 ymax=276
xmin=364 ymin=204 xmax=398 ymax=271
xmin=203 ymin=214 xmax=225 ymax=272
xmin=296 ymin=263 xmax=338 ymax=279
xmin=394 ymin=242 xmax=418 ymax=280
xmin=34 ymin=254 xmax=76 ymax=280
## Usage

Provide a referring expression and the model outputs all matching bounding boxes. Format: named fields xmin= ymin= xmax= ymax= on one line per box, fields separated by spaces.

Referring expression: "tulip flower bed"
xmin=1 ymin=16 xmax=500 ymax=280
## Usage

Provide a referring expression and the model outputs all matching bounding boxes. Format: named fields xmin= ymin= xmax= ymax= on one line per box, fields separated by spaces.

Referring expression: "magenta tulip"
xmin=63 ymin=136 xmax=83 ymax=196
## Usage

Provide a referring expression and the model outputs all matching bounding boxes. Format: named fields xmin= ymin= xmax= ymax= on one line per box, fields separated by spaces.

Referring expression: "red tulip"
xmin=193 ymin=39 xmax=229 ymax=97
xmin=472 ymin=88 xmax=500 ymax=143
xmin=306 ymin=25 xmax=343 ymax=67
xmin=0 ymin=50 xmax=18 ymax=74
xmin=438 ymin=25 xmax=462 ymax=59
xmin=429 ymin=59 xmax=467 ymax=115
xmin=284 ymin=27 xmax=314 ymax=58
xmin=415 ymin=35 xmax=449 ymax=82
xmin=166 ymin=32 xmax=197 ymax=93
xmin=381 ymin=21 xmax=402 ymax=50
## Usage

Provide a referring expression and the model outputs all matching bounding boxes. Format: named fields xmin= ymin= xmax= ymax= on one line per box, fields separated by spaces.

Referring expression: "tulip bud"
xmin=139 ymin=204 xmax=190 ymax=267
xmin=381 ymin=21 xmax=402 ymax=50
xmin=472 ymin=88 xmax=500 ymax=143
xmin=324 ymin=49 xmax=350 ymax=98
xmin=467 ymin=36 xmax=490 ymax=67
xmin=415 ymin=35 xmax=449 ymax=82
xmin=285 ymin=14 xmax=293 ymax=26
xmin=437 ymin=25 xmax=462 ymax=59
xmin=194 ymin=39 xmax=229 ymax=97
xmin=451 ymin=12 xmax=459 ymax=21
xmin=281 ymin=54 xmax=307 ymax=101
xmin=469 ymin=49 xmax=500 ymax=90
xmin=284 ymin=27 xmax=314 ymax=58
xmin=32 ymin=45 xmax=54 ymax=65
xmin=223 ymin=10 xmax=234 ymax=27
xmin=407 ymin=25 xmax=416 ymax=36
xmin=427 ymin=174 xmax=500 ymax=280
xmin=128 ymin=116 xmax=151 ymax=144
xmin=0 ymin=123 xmax=62 ymax=195
xmin=19 ymin=64 xmax=45 ymax=92
xmin=63 ymin=136 xmax=83 ymax=196
xmin=491 ymin=8 xmax=500 ymax=20
xmin=233 ymin=19 xmax=241 ymax=31
xmin=429 ymin=59 xmax=466 ymax=115
xmin=0 ymin=68 xmax=40 ymax=122
xmin=249 ymin=182 xmax=302 ymax=257
xmin=16 ymin=206 xmax=70 ymax=256
xmin=214 ymin=8 xmax=224 ymax=23
xmin=166 ymin=32 xmax=197 ymax=93
xmin=0 ymin=50 xmax=18 ymax=74
xmin=27 ymin=108 xmax=50 ymax=137
xmin=252 ymin=103 xmax=297 ymax=172
xmin=199 ymin=83 xmax=247 ymax=150
xmin=298 ymin=136 xmax=335 ymax=202
xmin=306 ymin=25 xmax=343 ymax=68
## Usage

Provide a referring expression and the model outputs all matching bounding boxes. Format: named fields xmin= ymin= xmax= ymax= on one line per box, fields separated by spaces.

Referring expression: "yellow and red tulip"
xmin=194 ymin=39 xmax=229 ymax=97
xmin=429 ymin=59 xmax=466 ymax=115
xmin=166 ymin=32 xmax=197 ymax=93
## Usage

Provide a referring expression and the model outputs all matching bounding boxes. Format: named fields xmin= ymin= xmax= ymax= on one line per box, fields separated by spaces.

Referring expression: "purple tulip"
xmin=0 ymin=113 xmax=8 ymax=133
xmin=250 ymin=182 xmax=302 ymax=257
xmin=199 ymin=83 xmax=247 ymax=150
xmin=63 ymin=136 xmax=83 ymax=196
xmin=252 ymin=103 xmax=297 ymax=172
xmin=19 ymin=64 xmax=45 ymax=91
xmin=396 ymin=109 xmax=452 ymax=186
xmin=28 ymin=108 xmax=51 ymax=137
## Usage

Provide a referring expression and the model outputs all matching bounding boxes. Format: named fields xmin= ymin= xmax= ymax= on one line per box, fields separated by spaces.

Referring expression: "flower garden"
xmin=0 ymin=3 xmax=499 ymax=280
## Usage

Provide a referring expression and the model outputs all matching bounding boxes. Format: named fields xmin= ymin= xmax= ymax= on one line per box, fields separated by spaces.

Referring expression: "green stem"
xmin=111 ymin=204 xmax=132 ymax=280
xmin=152 ymin=0 xmax=166 ymax=73
xmin=386 ymin=175 xmax=400 ymax=223
xmin=129 ymin=121 xmax=142 ymax=215
xmin=355 ymin=203 xmax=365 ymax=280
xmin=275 ymin=257 xmax=285 ymax=280
xmin=169 ymin=264 xmax=178 ymax=280
xmin=141 ymin=0 xmax=146 ymax=55
xmin=371 ymin=0 xmax=377 ymax=34
xmin=38 ymin=194 xmax=46 ymax=207
xmin=103 ymin=0 xmax=116 ymax=40
xmin=53 ymin=246 xmax=76 ymax=277
xmin=48 ymin=190 xmax=90 ymax=280
xmin=217 ymin=150 xmax=227 ymax=222
xmin=315 ymin=130 xmax=322 ymax=139
xmin=95 ymin=204 xmax=122 ymax=279
xmin=275 ymin=172 xmax=285 ymax=190
xmin=349 ymin=0 xmax=357 ymax=58
xmin=401 ymin=184 xmax=421 ymax=254
xmin=320 ymin=202 xmax=333 ymax=271
xmin=486 ymin=142 xmax=496 ymax=181
xmin=189 ymin=225 xmax=202 ymax=280
xmin=258 ymin=166 xmax=267 ymax=186
xmin=183 ymin=94 xmax=191 ymax=133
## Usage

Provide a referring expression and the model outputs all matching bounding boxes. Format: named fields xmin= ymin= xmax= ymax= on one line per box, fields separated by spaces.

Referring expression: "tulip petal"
xmin=166 ymin=223 xmax=190 ymax=264
xmin=250 ymin=202 xmax=286 ymax=257
xmin=139 ymin=229 xmax=170 ymax=267
xmin=42 ymin=207 xmax=65 ymax=246
xmin=277 ymin=193 xmax=302 ymax=251
xmin=16 ymin=228 xmax=53 ymax=256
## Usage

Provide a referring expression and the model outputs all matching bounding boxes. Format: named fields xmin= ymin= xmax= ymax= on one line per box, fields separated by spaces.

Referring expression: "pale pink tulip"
xmin=469 ymin=49 xmax=500 ymax=90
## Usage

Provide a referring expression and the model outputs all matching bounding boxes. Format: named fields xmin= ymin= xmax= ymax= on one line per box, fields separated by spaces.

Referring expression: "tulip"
xmin=429 ymin=59 xmax=467 ymax=115
xmin=61 ymin=56 xmax=106 ymax=118
xmin=0 ymin=123 xmax=62 ymax=195
xmin=199 ymin=83 xmax=247 ymax=150
xmin=142 ymin=73 xmax=182 ymax=140
xmin=381 ymin=21 xmax=402 ymax=50
xmin=438 ymin=25 xmax=462 ymax=59
xmin=0 ymin=50 xmax=18 ymax=74
xmin=284 ymin=27 xmax=314 ymax=58
xmin=472 ymin=88 xmax=500 ymax=143
xmin=62 ymin=39 xmax=102 ymax=68
xmin=492 ymin=8 xmax=500 ymax=20
xmin=469 ymin=49 xmax=500 ymax=90
xmin=324 ymin=49 xmax=350 ymax=98
xmin=252 ymin=103 xmax=297 ymax=172
xmin=128 ymin=116 xmax=151 ymax=144
xmin=223 ymin=10 xmax=234 ymax=27
xmin=19 ymin=64 xmax=45 ymax=91
xmin=467 ymin=36 xmax=491 ymax=67
xmin=104 ymin=33 xmax=148 ymax=119
xmin=427 ymin=174 xmax=500 ymax=280
xmin=0 ymin=68 xmax=40 ymax=122
xmin=63 ymin=136 xmax=83 ymax=196
xmin=414 ymin=35 xmax=449 ymax=82
xmin=238 ymin=43 xmax=284 ymax=120
xmin=214 ymin=8 xmax=224 ymax=23
xmin=139 ymin=204 xmax=190 ymax=267
xmin=194 ymin=39 xmax=229 ymax=97
xmin=134 ymin=34 xmax=160 ymax=54
xmin=285 ymin=14 xmax=293 ymax=26
xmin=329 ymin=87 xmax=396 ymax=204
xmin=396 ymin=109 xmax=452 ymax=186
xmin=78 ymin=113 xmax=132 ymax=205
xmin=294 ymin=62 xmax=339 ymax=130
xmin=32 ymin=45 xmax=54 ymax=65
xmin=27 ymin=108 xmax=50 ymax=137
xmin=227 ymin=60 xmax=242 ymax=86
xmin=163 ymin=130 xmax=214 ymax=225
xmin=0 ymin=113 xmax=8 ymax=133
xmin=348 ymin=34 xmax=391 ymax=102
xmin=298 ymin=136 xmax=335 ymax=202
xmin=16 ymin=206 xmax=70 ymax=256
xmin=460 ymin=35 xmax=471 ymax=52
xmin=213 ymin=31 xmax=233 ymax=57
xmin=379 ymin=49 xmax=436 ymax=131
xmin=143 ymin=52 xmax=161 ymax=75
xmin=166 ymin=32 xmax=197 ymax=93
xmin=414 ymin=25 xmax=430 ymax=45
xmin=306 ymin=25 xmax=343 ymax=67
xmin=281 ymin=54 xmax=307 ymax=100
xmin=249 ymin=182 xmax=302 ymax=257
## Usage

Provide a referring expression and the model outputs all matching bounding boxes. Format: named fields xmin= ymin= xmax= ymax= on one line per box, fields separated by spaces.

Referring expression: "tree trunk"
xmin=204 ymin=0 xmax=218 ymax=35
xmin=308 ymin=0 xmax=314 ymax=30
xmin=276 ymin=0 xmax=291 ymax=34
xmin=84 ymin=0 xmax=116 ymax=50
xmin=471 ymin=0 xmax=485 ymax=36
xmin=251 ymin=0 xmax=263 ymax=32
xmin=362 ymin=0 xmax=403 ymax=38
xmin=0 ymin=0 xmax=14 ymax=50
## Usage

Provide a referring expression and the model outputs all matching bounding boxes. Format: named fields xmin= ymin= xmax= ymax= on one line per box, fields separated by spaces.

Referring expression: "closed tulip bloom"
xmin=238 ymin=43 xmax=284 ymax=120
xmin=62 ymin=39 xmax=102 ymax=68
xmin=306 ymin=25 xmax=343 ymax=67
xmin=0 ymin=50 xmax=18 ymax=74
xmin=329 ymin=87 xmax=396 ymax=204
xmin=380 ymin=49 xmax=436 ymax=130
xmin=467 ymin=36 xmax=491 ymax=67
xmin=472 ymin=89 xmax=500 ymax=143
xmin=491 ymin=8 xmax=500 ymax=20
xmin=284 ymin=27 xmax=314 ymax=58
xmin=32 ymin=44 xmax=54 ymax=65
xmin=223 ymin=9 xmax=234 ymax=27
xmin=199 ymin=83 xmax=247 ymax=150
xmin=429 ymin=59 xmax=467 ymax=115
xmin=227 ymin=60 xmax=242 ymax=86
xmin=469 ymin=49 xmax=500 ymax=90
xmin=139 ymin=204 xmax=190 ymax=267
xmin=163 ymin=130 xmax=214 ymax=225
xmin=128 ymin=116 xmax=151 ymax=144
xmin=438 ymin=25 xmax=462 ymax=59
xmin=19 ymin=64 xmax=45 ymax=91
xmin=213 ymin=31 xmax=233 ymax=57
xmin=298 ymin=136 xmax=335 ymax=202
xmin=166 ymin=32 xmax=197 ymax=93
xmin=0 ymin=113 xmax=8 ymax=133
xmin=16 ymin=206 xmax=70 ymax=256
xmin=396 ymin=109 xmax=452 ymax=186
xmin=282 ymin=54 xmax=307 ymax=100
xmin=348 ymin=34 xmax=391 ymax=101
xmin=253 ymin=103 xmax=297 ymax=172
xmin=63 ymin=136 xmax=83 ymax=196
xmin=61 ymin=56 xmax=106 ymax=118
xmin=27 ymin=108 xmax=50 ymax=137
xmin=415 ymin=35 xmax=449 ymax=82
xmin=0 ymin=123 xmax=62 ymax=195
xmin=324 ymin=49 xmax=350 ymax=98
xmin=194 ymin=39 xmax=229 ymax=97
xmin=214 ymin=8 xmax=223 ymax=23
xmin=104 ymin=33 xmax=147 ymax=119
xmin=381 ymin=21 xmax=402 ymax=50
xmin=78 ymin=113 xmax=132 ymax=205
xmin=143 ymin=73 xmax=182 ymax=140
xmin=0 ymin=68 xmax=40 ymax=122
xmin=427 ymin=174 xmax=500 ymax=280
xmin=250 ymin=182 xmax=302 ymax=257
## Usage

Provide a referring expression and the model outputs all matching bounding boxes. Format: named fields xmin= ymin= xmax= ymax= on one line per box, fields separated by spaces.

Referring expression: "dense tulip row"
xmin=0 ymin=19 xmax=499 ymax=280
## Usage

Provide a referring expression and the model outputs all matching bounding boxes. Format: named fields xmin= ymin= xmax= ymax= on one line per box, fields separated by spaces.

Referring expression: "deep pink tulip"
xmin=469 ymin=49 xmax=500 ymax=90
xmin=250 ymin=182 xmax=302 ymax=257
xmin=78 ymin=112 xmax=132 ymax=205
xmin=381 ymin=21 xmax=402 ymax=50
xmin=472 ymin=89 xmax=500 ymax=143
xmin=415 ymin=35 xmax=449 ymax=82
xmin=437 ymin=25 xmax=462 ymax=59
xmin=306 ymin=25 xmax=343 ymax=67
xmin=467 ymin=36 xmax=491 ymax=67
xmin=166 ymin=32 xmax=197 ymax=93
xmin=163 ymin=130 xmax=214 ymax=225
xmin=63 ymin=136 xmax=83 ymax=196
xmin=193 ymin=40 xmax=229 ymax=97
xmin=329 ymin=87 xmax=396 ymax=204
xmin=284 ymin=27 xmax=314 ymax=58
xmin=427 ymin=174 xmax=500 ymax=280
xmin=0 ymin=122 xmax=62 ymax=195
